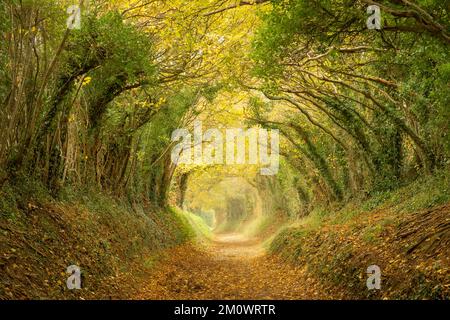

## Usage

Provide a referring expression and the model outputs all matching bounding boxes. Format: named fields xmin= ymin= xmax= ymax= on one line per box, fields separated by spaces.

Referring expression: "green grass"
xmin=143 ymin=251 xmax=167 ymax=269
xmin=267 ymin=171 xmax=450 ymax=299
xmin=0 ymin=173 xmax=50 ymax=221
xmin=361 ymin=223 xmax=384 ymax=243
xmin=361 ymin=169 xmax=450 ymax=213
xmin=242 ymin=214 xmax=277 ymax=237
xmin=333 ymin=169 xmax=449 ymax=227
xmin=271 ymin=169 xmax=450 ymax=252
xmin=170 ymin=207 xmax=212 ymax=242
xmin=392 ymin=170 xmax=450 ymax=213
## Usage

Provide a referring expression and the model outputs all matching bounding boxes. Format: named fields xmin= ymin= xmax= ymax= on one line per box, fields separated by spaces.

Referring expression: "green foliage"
xmin=250 ymin=0 xmax=450 ymax=207
xmin=0 ymin=173 xmax=50 ymax=220
xmin=252 ymin=0 xmax=368 ymax=75
xmin=171 ymin=207 xmax=212 ymax=242
xmin=269 ymin=169 xmax=450 ymax=299
xmin=76 ymin=11 xmax=156 ymax=81
xmin=269 ymin=226 xmax=308 ymax=261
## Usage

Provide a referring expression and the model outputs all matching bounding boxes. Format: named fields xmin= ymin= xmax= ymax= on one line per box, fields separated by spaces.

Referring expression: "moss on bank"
xmin=0 ymin=176 xmax=194 ymax=299
xmin=269 ymin=171 xmax=450 ymax=299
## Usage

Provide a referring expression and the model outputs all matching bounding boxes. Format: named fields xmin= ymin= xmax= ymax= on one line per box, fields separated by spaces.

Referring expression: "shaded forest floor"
xmin=269 ymin=203 xmax=450 ymax=299
xmin=0 ymin=183 xmax=194 ymax=299
xmin=134 ymin=234 xmax=332 ymax=299
xmin=135 ymin=206 xmax=450 ymax=300
xmin=1 ymin=173 xmax=449 ymax=299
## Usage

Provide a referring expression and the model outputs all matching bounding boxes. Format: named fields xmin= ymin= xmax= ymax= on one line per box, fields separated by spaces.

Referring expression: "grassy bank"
xmin=170 ymin=207 xmax=212 ymax=242
xmin=0 ymin=176 xmax=194 ymax=299
xmin=269 ymin=171 xmax=450 ymax=299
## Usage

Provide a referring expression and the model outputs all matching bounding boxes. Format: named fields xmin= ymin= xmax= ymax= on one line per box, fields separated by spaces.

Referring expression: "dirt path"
xmin=135 ymin=233 xmax=330 ymax=300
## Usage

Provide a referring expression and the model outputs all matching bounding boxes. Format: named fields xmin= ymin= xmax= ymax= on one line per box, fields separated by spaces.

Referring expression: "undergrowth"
xmin=269 ymin=170 xmax=450 ymax=299
xmin=0 ymin=174 xmax=195 ymax=299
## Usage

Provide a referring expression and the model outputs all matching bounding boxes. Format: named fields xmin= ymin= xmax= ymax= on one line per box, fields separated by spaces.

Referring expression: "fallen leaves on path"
xmin=135 ymin=234 xmax=331 ymax=300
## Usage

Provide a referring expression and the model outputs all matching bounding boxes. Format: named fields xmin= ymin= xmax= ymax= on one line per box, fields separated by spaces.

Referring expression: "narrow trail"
xmin=136 ymin=233 xmax=330 ymax=300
